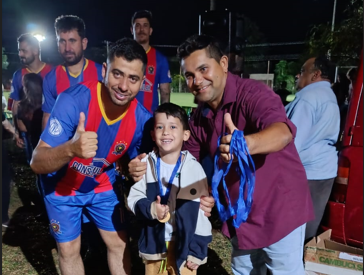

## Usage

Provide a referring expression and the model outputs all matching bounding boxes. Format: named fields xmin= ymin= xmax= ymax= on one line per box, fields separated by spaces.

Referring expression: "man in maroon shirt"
xmin=129 ymin=35 xmax=314 ymax=274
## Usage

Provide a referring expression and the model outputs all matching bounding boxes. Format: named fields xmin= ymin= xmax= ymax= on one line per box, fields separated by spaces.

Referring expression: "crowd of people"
xmin=1 ymin=9 xmax=354 ymax=275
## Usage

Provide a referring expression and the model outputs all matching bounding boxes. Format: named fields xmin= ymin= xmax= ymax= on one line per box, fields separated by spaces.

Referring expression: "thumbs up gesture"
xmin=155 ymin=195 xmax=170 ymax=221
xmin=219 ymin=113 xmax=238 ymax=163
xmin=70 ymin=112 xmax=98 ymax=159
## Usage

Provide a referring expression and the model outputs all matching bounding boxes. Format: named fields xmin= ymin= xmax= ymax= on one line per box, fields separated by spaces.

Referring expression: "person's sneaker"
xmin=2 ymin=221 xmax=14 ymax=232
xmin=2 ymin=221 xmax=10 ymax=232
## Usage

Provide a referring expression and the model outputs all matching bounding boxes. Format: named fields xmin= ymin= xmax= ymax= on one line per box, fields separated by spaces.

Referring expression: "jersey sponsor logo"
xmin=50 ymin=219 xmax=62 ymax=235
xmin=70 ymin=160 xmax=103 ymax=178
xmin=147 ymin=65 xmax=155 ymax=75
xmin=48 ymin=117 xmax=63 ymax=136
xmin=112 ymin=141 xmax=128 ymax=156
xmin=141 ymin=78 xmax=153 ymax=93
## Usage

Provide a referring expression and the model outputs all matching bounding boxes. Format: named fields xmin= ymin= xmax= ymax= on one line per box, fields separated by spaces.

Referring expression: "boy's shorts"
xmin=44 ymin=189 xmax=127 ymax=243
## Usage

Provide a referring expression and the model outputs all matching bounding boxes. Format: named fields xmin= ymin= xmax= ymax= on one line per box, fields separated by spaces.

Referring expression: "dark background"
xmin=2 ymin=0 xmax=350 ymax=52
xmin=1 ymin=0 xmax=351 ymax=78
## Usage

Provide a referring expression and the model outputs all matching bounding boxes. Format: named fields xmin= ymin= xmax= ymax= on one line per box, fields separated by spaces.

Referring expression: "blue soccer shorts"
xmin=44 ymin=189 xmax=127 ymax=243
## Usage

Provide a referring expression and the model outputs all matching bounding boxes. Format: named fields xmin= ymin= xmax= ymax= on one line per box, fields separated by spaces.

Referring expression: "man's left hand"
xmin=219 ymin=113 xmax=238 ymax=163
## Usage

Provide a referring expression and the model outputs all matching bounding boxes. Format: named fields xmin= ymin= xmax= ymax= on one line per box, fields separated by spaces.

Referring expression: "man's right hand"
xmin=128 ymin=153 xmax=147 ymax=182
xmin=70 ymin=112 xmax=98 ymax=159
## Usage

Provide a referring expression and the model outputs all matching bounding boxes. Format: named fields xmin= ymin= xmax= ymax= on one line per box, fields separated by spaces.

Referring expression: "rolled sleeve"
xmin=246 ymin=84 xmax=297 ymax=138
xmin=40 ymin=93 xmax=78 ymax=147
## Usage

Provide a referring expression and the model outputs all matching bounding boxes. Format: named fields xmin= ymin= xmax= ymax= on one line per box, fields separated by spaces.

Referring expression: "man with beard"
xmin=10 ymin=33 xmax=53 ymax=149
xmin=41 ymin=14 xmax=104 ymax=263
xmin=42 ymin=15 xmax=102 ymax=129
xmin=31 ymin=38 xmax=152 ymax=275
xmin=131 ymin=10 xmax=171 ymax=113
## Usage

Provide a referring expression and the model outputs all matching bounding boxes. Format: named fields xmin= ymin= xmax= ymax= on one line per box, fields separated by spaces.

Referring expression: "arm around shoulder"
xmin=127 ymin=157 xmax=158 ymax=221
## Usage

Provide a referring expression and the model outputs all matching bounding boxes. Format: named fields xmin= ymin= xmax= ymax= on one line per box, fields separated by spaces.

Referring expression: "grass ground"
xmin=169 ymin=92 xmax=197 ymax=108
xmin=2 ymin=141 xmax=233 ymax=275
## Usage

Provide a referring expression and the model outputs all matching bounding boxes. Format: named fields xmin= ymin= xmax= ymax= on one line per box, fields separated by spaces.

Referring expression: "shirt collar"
xmin=298 ymin=81 xmax=331 ymax=94
xmin=201 ymin=72 xmax=236 ymax=118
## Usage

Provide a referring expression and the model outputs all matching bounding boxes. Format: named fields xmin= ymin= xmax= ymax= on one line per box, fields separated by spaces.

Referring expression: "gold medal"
xmin=159 ymin=212 xmax=170 ymax=223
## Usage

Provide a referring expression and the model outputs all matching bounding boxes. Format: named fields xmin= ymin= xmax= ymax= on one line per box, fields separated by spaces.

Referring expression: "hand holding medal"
xmin=212 ymin=113 xmax=256 ymax=228
xmin=155 ymin=195 xmax=170 ymax=223
xmin=155 ymin=153 xmax=182 ymax=223
xmin=219 ymin=113 xmax=239 ymax=163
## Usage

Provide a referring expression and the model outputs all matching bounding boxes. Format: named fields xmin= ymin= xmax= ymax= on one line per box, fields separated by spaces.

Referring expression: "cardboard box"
xmin=304 ymin=229 xmax=363 ymax=275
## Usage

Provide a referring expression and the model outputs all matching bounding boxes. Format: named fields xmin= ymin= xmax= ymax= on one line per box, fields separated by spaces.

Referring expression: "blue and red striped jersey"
xmin=10 ymin=63 xmax=53 ymax=101
xmin=42 ymin=58 xmax=103 ymax=113
xmin=40 ymin=80 xmax=153 ymax=197
xmin=135 ymin=47 xmax=171 ymax=113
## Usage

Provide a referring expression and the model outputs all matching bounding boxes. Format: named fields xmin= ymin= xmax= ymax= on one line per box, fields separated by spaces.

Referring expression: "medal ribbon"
xmin=156 ymin=153 xmax=182 ymax=205
xmin=211 ymin=130 xmax=256 ymax=228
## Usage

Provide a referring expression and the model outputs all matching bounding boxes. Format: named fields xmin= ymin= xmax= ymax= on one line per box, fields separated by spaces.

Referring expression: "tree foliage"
xmin=274 ymin=60 xmax=298 ymax=92
xmin=2 ymin=47 xmax=9 ymax=70
xmin=233 ymin=14 xmax=268 ymax=74
xmin=307 ymin=0 xmax=363 ymax=65
xmin=171 ymin=74 xmax=188 ymax=93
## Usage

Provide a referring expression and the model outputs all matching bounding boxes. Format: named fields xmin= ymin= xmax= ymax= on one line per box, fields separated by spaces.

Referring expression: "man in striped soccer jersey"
xmin=31 ymin=38 xmax=152 ymax=275
xmin=10 ymin=33 xmax=52 ymax=149
xmin=131 ymin=10 xmax=172 ymax=113
xmin=42 ymin=15 xmax=103 ymax=129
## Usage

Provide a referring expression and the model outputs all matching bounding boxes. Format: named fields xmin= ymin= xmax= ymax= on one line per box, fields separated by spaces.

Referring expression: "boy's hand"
xmin=186 ymin=261 xmax=199 ymax=270
xmin=128 ymin=153 xmax=147 ymax=182
xmin=155 ymin=195 xmax=170 ymax=221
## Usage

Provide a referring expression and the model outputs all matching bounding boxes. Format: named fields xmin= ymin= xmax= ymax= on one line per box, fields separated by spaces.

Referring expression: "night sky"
xmin=2 ymin=0 xmax=350 ymax=55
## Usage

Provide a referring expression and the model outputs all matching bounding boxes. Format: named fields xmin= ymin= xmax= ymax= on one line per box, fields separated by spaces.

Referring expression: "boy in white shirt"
xmin=128 ymin=103 xmax=212 ymax=275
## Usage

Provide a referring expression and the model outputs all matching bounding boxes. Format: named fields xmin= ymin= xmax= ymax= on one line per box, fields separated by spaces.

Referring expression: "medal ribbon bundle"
xmin=212 ymin=130 xmax=256 ymax=228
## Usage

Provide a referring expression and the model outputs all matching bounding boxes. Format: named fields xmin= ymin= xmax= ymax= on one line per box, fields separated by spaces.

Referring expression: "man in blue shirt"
xmin=286 ymin=56 xmax=339 ymax=241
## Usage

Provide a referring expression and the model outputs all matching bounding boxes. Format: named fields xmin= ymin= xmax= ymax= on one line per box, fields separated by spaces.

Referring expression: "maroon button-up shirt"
xmin=184 ymin=73 xmax=314 ymax=250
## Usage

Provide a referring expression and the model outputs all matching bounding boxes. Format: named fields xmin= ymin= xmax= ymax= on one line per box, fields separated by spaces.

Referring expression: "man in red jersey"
xmin=42 ymin=15 xmax=103 ymax=129
xmin=10 ymin=33 xmax=52 ymax=149
xmin=131 ymin=10 xmax=171 ymax=113
xmin=31 ymin=38 xmax=151 ymax=275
